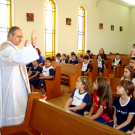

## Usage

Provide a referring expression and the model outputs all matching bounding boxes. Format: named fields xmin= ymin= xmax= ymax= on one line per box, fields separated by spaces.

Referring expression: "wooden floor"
xmin=35 ymin=85 xmax=71 ymax=107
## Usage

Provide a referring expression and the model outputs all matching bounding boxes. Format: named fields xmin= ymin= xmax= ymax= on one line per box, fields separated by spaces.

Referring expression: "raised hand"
xmin=31 ymin=30 xmax=37 ymax=47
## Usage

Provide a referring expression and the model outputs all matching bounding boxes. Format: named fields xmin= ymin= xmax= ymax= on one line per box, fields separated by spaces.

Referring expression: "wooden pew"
xmin=52 ymin=62 xmax=81 ymax=93
xmin=104 ymin=59 xmax=112 ymax=78
xmin=88 ymin=61 xmax=98 ymax=83
xmin=45 ymin=66 xmax=64 ymax=100
xmin=1 ymin=93 xmax=127 ymax=135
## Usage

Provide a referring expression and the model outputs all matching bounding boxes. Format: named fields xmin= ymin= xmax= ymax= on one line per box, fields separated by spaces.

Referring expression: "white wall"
xmin=13 ymin=0 xmax=130 ymax=56
xmin=127 ymin=8 xmax=135 ymax=54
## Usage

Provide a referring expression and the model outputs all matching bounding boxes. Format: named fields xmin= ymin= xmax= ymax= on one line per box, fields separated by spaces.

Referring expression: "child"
xmin=121 ymin=66 xmax=135 ymax=85
xmin=86 ymin=50 xmax=92 ymax=59
xmin=129 ymin=44 xmax=135 ymax=58
xmin=55 ymin=53 xmax=61 ymax=62
xmin=30 ymin=57 xmax=55 ymax=99
xmin=69 ymin=52 xmax=74 ymax=60
xmin=112 ymin=53 xmax=121 ymax=74
xmin=60 ymin=54 xmax=68 ymax=63
xmin=84 ymin=76 xmax=113 ymax=124
xmin=130 ymin=57 xmax=135 ymax=68
xmin=26 ymin=62 xmax=33 ymax=72
xmin=70 ymin=53 xmax=78 ymax=65
xmin=64 ymin=76 xmax=94 ymax=116
xmin=81 ymin=55 xmax=90 ymax=76
xmin=36 ymin=48 xmax=43 ymax=67
xmin=106 ymin=80 xmax=135 ymax=132
xmin=86 ymin=53 xmax=91 ymax=62
xmin=97 ymin=54 xmax=106 ymax=76
xmin=28 ymin=60 xmax=42 ymax=80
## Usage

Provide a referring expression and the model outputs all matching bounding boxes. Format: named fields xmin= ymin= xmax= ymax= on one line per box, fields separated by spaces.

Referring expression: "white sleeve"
xmin=1 ymin=44 xmax=39 ymax=66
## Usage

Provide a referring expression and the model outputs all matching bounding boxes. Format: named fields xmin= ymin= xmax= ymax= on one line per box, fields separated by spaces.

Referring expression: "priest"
xmin=0 ymin=26 xmax=39 ymax=127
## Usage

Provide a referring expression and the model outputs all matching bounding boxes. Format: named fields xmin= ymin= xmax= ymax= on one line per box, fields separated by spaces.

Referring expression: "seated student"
xmin=64 ymin=76 xmax=94 ymax=116
xmin=36 ymin=48 xmax=43 ymax=67
xmin=112 ymin=53 xmax=121 ymax=74
xmin=86 ymin=50 xmax=92 ymax=59
xmin=96 ymin=48 xmax=106 ymax=60
xmin=97 ymin=54 xmax=106 ymax=76
xmin=121 ymin=66 xmax=135 ymax=85
xmin=55 ymin=53 xmax=61 ymax=62
xmin=30 ymin=57 xmax=55 ymax=99
xmin=106 ymin=80 xmax=135 ymax=132
xmin=69 ymin=52 xmax=74 ymax=60
xmin=70 ymin=53 xmax=78 ymax=65
xmin=28 ymin=60 xmax=42 ymax=80
xmin=81 ymin=55 xmax=90 ymax=76
xmin=86 ymin=53 xmax=91 ymax=62
xmin=129 ymin=57 xmax=135 ymax=68
xmin=84 ymin=76 xmax=113 ymax=124
xmin=26 ymin=62 xmax=33 ymax=72
xmin=60 ymin=54 xmax=68 ymax=63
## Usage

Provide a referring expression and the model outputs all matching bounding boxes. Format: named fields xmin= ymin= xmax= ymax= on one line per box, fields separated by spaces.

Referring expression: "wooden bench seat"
xmin=1 ymin=93 xmax=127 ymax=135
xmin=52 ymin=62 xmax=81 ymax=93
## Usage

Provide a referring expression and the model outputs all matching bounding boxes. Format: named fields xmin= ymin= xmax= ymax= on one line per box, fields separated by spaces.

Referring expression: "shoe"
xmin=40 ymin=95 xmax=46 ymax=99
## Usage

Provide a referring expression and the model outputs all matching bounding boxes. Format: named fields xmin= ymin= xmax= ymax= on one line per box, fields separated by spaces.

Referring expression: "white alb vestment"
xmin=0 ymin=41 xmax=39 ymax=127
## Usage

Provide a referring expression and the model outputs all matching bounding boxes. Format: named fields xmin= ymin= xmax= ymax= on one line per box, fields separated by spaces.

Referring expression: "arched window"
xmin=0 ymin=0 xmax=11 ymax=44
xmin=45 ymin=0 xmax=55 ymax=56
xmin=78 ymin=6 xmax=85 ymax=54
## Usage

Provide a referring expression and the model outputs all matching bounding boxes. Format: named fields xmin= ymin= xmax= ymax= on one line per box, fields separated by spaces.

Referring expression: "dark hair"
xmin=119 ymin=80 xmax=134 ymax=96
xmin=62 ymin=54 xmax=66 ymax=57
xmin=71 ymin=52 xmax=76 ymax=56
xmin=71 ymin=52 xmax=75 ymax=55
xmin=56 ymin=53 xmax=61 ymax=57
xmin=46 ymin=57 xmax=52 ymax=62
xmin=86 ymin=50 xmax=90 ymax=54
xmin=124 ymin=66 xmax=135 ymax=80
xmin=116 ymin=53 xmax=119 ymax=55
xmin=83 ymin=55 xmax=89 ymax=60
xmin=36 ymin=48 xmax=41 ymax=55
xmin=7 ymin=26 xmax=21 ymax=38
xmin=133 ymin=44 xmax=135 ymax=47
xmin=131 ymin=57 xmax=135 ymax=61
xmin=97 ymin=76 xmax=113 ymax=116
xmin=79 ymin=76 xmax=94 ymax=107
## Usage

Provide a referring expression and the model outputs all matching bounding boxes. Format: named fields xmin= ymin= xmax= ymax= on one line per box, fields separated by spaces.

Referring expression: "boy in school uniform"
xmin=30 ymin=57 xmax=55 ymax=99
xmin=26 ymin=62 xmax=33 ymax=72
xmin=70 ymin=53 xmax=78 ymax=65
xmin=60 ymin=54 xmax=68 ymax=63
xmin=97 ymin=54 xmax=106 ymax=76
xmin=112 ymin=53 xmax=121 ymax=74
xmin=86 ymin=53 xmax=91 ymax=62
xmin=55 ymin=53 xmax=61 ymax=62
xmin=130 ymin=57 xmax=135 ymax=68
xmin=28 ymin=60 xmax=42 ymax=80
xmin=86 ymin=50 xmax=92 ymax=59
xmin=81 ymin=55 xmax=90 ymax=76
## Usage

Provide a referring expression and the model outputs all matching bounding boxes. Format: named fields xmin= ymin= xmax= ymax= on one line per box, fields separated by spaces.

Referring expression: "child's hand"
xmin=127 ymin=130 xmax=132 ymax=134
xmin=113 ymin=124 xmax=118 ymax=129
xmin=64 ymin=106 xmax=69 ymax=110
xmin=84 ymin=114 xmax=90 ymax=118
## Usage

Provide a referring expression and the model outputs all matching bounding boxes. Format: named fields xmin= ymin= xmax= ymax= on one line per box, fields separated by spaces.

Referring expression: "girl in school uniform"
xmin=60 ymin=54 xmax=68 ymax=63
xmin=121 ymin=66 xmax=135 ymax=85
xmin=36 ymin=48 xmax=44 ymax=67
xmin=86 ymin=53 xmax=91 ymax=62
xmin=64 ymin=76 xmax=94 ymax=116
xmin=106 ymin=80 xmax=135 ymax=132
xmin=55 ymin=53 xmax=61 ymax=62
xmin=97 ymin=54 xmax=106 ymax=76
xmin=84 ymin=76 xmax=113 ymax=124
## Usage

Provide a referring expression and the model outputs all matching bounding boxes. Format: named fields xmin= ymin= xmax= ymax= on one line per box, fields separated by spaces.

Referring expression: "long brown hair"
xmin=96 ymin=76 xmax=113 ymax=116
xmin=124 ymin=66 xmax=135 ymax=80
xmin=79 ymin=76 xmax=94 ymax=107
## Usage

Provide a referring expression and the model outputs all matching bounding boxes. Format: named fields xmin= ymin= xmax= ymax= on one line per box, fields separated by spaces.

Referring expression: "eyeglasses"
xmin=16 ymin=35 xmax=24 ymax=39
